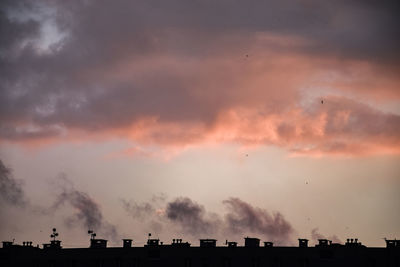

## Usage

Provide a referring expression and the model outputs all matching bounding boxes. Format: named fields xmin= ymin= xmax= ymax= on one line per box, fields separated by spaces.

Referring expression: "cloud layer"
xmin=1 ymin=0 xmax=399 ymax=156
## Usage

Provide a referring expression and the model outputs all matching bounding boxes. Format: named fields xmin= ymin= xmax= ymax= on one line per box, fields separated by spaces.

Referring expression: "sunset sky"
xmin=1 ymin=0 xmax=399 ymax=248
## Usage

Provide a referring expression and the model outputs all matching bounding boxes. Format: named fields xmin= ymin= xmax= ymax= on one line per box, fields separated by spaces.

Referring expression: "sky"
xmin=0 ymin=0 xmax=399 ymax=248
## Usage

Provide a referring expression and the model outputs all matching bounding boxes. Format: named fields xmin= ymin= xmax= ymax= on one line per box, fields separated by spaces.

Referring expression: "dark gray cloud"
xmin=0 ymin=1 xmax=39 ymax=57
xmin=223 ymin=198 xmax=293 ymax=242
xmin=166 ymin=197 xmax=220 ymax=235
xmin=51 ymin=0 xmax=400 ymax=63
xmin=0 ymin=159 xmax=26 ymax=207
xmin=51 ymin=175 xmax=118 ymax=240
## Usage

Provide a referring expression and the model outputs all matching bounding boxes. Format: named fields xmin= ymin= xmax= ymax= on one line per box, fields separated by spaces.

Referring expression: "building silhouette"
xmin=1 ymin=230 xmax=399 ymax=267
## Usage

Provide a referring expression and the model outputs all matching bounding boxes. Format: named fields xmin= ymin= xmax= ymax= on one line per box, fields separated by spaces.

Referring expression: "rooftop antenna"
xmin=88 ymin=230 xmax=96 ymax=240
xmin=50 ymin=228 xmax=59 ymax=241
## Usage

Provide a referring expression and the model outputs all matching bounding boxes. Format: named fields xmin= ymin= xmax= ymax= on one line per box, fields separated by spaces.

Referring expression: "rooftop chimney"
xmin=298 ymin=239 xmax=308 ymax=248
xmin=244 ymin=237 xmax=260 ymax=248
xmin=264 ymin=242 xmax=273 ymax=247
xmin=90 ymin=239 xmax=107 ymax=248
xmin=200 ymin=239 xmax=217 ymax=248
xmin=123 ymin=239 xmax=132 ymax=248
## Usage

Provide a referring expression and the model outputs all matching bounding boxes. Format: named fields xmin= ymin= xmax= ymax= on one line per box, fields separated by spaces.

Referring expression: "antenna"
xmin=50 ymin=228 xmax=59 ymax=241
xmin=88 ymin=230 xmax=96 ymax=240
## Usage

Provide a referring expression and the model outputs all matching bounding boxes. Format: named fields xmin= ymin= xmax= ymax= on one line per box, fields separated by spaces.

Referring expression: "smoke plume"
xmin=126 ymin=196 xmax=295 ymax=242
xmin=122 ymin=199 xmax=155 ymax=219
xmin=51 ymin=174 xmax=118 ymax=241
xmin=166 ymin=197 xmax=220 ymax=235
xmin=122 ymin=193 xmax=167 ymax=220
xmin=223 ymin=198 xmax=293 ymax=242
xmin=311 ymin=228 xmax=342 ymax=244
xmin=0 ymin=159 xmax=26 ymax=207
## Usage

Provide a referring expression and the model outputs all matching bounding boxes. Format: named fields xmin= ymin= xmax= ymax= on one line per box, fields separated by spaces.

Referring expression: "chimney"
xmin=298 ymin=239 xmax=308 ymax=248
xmin=90 ymin=239 xmax=107 ymax=248
xmin=123 ymin=239 xmax=132 ymax=248
xmin=200 ymin=239 xmax=217 ymax=248
xmin=244 ymin=237 xmax=260 ymax=248
xmin=264 ymin=242 xmax=273 ymax=247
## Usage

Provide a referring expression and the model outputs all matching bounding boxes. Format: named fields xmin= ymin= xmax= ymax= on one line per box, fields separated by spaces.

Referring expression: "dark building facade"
xmin=1 ymin=237 xmax=399 ymax=267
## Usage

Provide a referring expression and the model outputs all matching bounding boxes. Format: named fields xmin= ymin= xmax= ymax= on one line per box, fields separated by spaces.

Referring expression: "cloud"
xmin=50 ymin=174 xmax=119 ymax=241
xmin=1 ymin=0 xmax=399 ymax=156
xmin=0 ymin=159 xmax=26 ymax=207
xmin=223 ymin=198 xmax=293 ymax=242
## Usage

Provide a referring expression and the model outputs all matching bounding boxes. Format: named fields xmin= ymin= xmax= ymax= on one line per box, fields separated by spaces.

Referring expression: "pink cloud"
xmin=1 ymin=31 xmax=399 ymax=157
